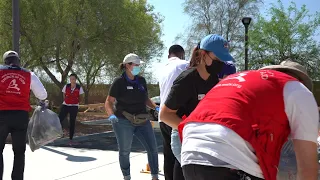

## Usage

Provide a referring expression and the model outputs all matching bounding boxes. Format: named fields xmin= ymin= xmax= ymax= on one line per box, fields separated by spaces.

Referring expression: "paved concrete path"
xmin=81 ymin=120 xmax=161 ymax=129
xmin=3 ymin=145 xmax=164 ymax=180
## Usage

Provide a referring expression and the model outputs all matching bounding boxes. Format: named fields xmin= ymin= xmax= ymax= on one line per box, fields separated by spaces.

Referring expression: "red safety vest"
xmin=0 ymin=65 xmax=32 ymax=111
xmin=64 ymin=84 xmax=81 ymax=104
xmin=178 ymin=70 xmax=298 ymax=180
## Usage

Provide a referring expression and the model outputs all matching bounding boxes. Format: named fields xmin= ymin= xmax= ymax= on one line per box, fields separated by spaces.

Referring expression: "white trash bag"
xmin=27 ymin=106 xmax=63 ymax=152
xmin=277 ymin=139 xmax=320 ymax=180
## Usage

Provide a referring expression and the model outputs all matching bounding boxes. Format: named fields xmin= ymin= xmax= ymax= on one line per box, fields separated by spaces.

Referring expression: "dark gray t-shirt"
xmin=109 ymin=74 xmax=148 ymax=117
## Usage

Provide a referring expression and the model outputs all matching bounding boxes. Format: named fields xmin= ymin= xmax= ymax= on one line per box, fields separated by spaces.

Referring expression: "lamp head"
xmin=242 ymin=17 xmax=252 ymax=26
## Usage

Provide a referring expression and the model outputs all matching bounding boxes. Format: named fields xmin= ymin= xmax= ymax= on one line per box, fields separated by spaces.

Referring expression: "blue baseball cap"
xmin=200 ymin=34 xmax=234 ymax=62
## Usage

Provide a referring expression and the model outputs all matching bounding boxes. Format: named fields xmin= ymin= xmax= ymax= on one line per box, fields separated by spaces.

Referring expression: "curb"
xmin=48 ymin=131 xmax=115 ymax=146
xmin=80 ymin=119 xmax=111 ymax=125
xmin=48 ymin=128 xmax=162 ymax=146
xmin=81 ymin=119 xmax=160 ymax=126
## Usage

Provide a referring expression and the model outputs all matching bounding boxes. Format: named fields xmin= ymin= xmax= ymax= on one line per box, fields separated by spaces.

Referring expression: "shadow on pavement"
xmin=50 ymin=131 xmax=164 ymax=153
xmin=41 ymin=146 xmax=97 ymax=162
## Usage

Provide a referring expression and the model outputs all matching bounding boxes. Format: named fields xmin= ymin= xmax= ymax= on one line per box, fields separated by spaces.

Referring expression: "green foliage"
xmin=177 ymin=0 xmax=261 ymax=59
xmin=0 ymin=0 xmax=164 ymax=102
xmin=249 ymin=0 xmax=320 ymax=78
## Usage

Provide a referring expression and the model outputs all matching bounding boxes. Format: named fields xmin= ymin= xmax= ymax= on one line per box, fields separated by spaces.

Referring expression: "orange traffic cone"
xmin=140 ymin=163 xmax=151 ymax=173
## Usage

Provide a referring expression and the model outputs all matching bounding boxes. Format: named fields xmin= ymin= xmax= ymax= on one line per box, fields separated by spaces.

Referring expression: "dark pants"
xmin=160 ymin=122 xmax=184 ymax=180
xmin=58 ymin=105 xmax=79 ymax=140
xmin=182 ymin=165 xmax=263 ymax=180
xmin=0 ymin=110 xmax=29 ymax=180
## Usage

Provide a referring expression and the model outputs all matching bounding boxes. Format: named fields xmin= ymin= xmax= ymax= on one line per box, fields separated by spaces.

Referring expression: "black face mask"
xmin=205 ymin=60 xmax=224 ymax=75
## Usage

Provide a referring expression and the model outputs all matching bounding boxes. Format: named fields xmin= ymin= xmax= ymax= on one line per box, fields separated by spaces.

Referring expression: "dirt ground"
xmin=77 ymin=112 xmax=108 ymax=122
xmin=61 ymin=112 xmax=112 ymax=137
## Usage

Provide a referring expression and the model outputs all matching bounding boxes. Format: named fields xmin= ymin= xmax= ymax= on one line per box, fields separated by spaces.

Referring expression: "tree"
xmin=0 ymin=0 xmax=164 ymax=103
xmin=0 ymin=0 xmax=89 ymax=91
xmin=70 ymin=0 xmax=164 ymax=103
xmin=249 ymin=0 xmax=320 ymax=78
xmin=176 ymin=0 xmax=261 ymax=59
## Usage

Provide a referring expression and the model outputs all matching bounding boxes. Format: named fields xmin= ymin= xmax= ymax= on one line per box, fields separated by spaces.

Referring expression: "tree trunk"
xmin=84 ymin=89 xmax=89 ymax=104
xmin=59 ymin=91 xmax=64 ymax=105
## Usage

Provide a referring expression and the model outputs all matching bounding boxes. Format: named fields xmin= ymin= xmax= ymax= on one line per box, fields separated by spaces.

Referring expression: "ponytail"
xmin=119 ymin=63 xmax=125 ymax=70
xmin=189 ymin=42 xmax=202 ymax=67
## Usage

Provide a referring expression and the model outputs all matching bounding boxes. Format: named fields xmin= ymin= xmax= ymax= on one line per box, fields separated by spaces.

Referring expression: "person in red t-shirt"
xmin=178 ymin=60 xmax=318 ymax=180
xmin=59 ymin=73 xmax=84 ymax=145
xmin=0 ymin=51 xmax=47 ymax=180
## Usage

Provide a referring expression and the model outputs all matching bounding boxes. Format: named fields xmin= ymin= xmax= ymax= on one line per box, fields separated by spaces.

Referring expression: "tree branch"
xmin=55 ymin=42 xmax=64 ymax=74
xmin=39 ymin=57 xmax=62 ymax=88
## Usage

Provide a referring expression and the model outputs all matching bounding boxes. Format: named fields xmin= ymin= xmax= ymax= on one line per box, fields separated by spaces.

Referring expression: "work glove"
xmin=155 ymin=106 xmax=160 ymax=113
xmin=108 ymin=114 xmax=118 ymax=123
xmin=39 ymin=100 xmax=49 ymax=111
xmin=39 ymin=100 xmax=46 ymax=111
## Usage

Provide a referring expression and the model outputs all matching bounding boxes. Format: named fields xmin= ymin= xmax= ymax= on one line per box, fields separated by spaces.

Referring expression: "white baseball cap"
xmin=3 ymin=50 xmax=19 ymax=61
xmin=123 ymin=53 xmax=144 ymax=65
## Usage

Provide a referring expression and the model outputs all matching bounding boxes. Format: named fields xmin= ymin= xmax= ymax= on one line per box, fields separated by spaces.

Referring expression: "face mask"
xmin=131 ymin=66 xmax=141 ymax=76
xmin=205 ymin=60 xmax=224 ymax=75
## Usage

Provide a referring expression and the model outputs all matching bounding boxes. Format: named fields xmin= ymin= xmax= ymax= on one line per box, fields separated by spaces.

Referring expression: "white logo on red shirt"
xmin=7 ymin=79 xmax=20 ymax=91
xmin=223 ymin=72 xmax=247 ymax=82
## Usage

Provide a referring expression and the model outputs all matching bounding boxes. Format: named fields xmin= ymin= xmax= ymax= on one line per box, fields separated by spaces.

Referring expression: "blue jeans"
xmin=112 ymin=118 xmax=159 ymax=179
xmin=171 ymin=129 xmax=182 ymax=163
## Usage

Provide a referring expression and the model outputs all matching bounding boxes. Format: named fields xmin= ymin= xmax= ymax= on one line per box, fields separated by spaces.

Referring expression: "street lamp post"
xmin=12 ymin=0 xmax=20 ymax=54
xmin=242 ymin=17 xmax=252 ymax=70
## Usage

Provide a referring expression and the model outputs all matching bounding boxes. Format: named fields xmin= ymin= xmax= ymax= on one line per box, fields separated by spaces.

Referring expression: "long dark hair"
xmin=189 ymin=42 xmax=208 ymax=67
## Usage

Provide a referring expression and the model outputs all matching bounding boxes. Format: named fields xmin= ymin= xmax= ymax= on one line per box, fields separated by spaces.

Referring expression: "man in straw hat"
xmin=178 ymin=59 xmax=318 ymax=180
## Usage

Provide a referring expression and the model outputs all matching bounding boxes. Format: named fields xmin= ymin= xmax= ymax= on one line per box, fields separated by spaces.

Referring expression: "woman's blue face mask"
xmin=131 ymin=66 xmax=141 ymax=76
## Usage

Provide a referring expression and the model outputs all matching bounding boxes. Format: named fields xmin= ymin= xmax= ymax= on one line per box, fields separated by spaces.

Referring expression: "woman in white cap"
xmin=105 ymin=53 xmax=160 ymax=180
xmin=159 ymin=34 xmax=235 ymax=180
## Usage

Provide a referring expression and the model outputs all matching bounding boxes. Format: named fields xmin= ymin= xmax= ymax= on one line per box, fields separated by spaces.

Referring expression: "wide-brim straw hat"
xmin=260 ymin=60 xmax=313 ymax=91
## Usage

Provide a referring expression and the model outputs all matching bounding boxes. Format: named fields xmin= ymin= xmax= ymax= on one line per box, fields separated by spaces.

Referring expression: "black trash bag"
xmin=27 ymin=106 xmax=63 ymax=152
xmin=277 ymin=139 xmax=320 ymax=180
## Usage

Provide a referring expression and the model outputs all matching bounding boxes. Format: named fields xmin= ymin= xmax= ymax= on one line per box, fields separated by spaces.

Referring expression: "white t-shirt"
xmin=158 ymin=57 xmax=189 ymax=122
xmin=181 ymin=81 xmax=319 ymax=179
xmin=30 ymin=72 xmax=47 ymax=100
xmin=62 ymin=84 xmax=84 ymax=106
